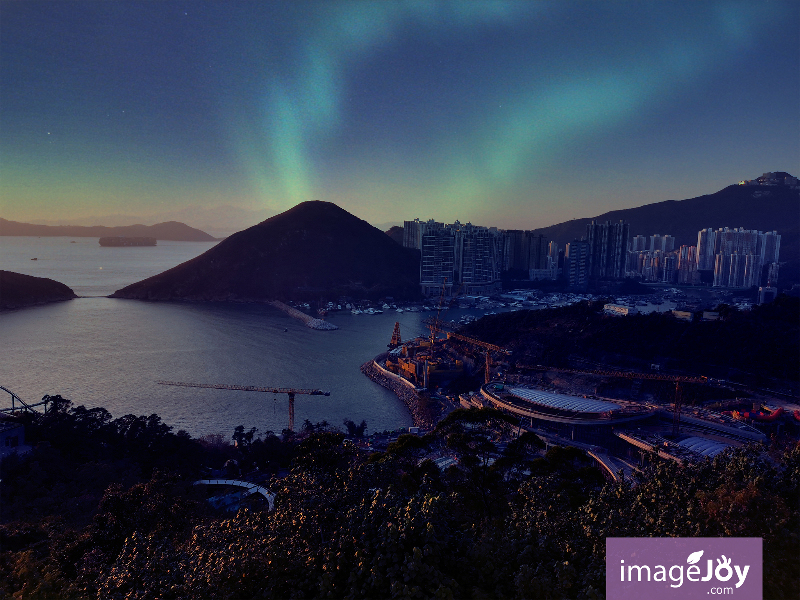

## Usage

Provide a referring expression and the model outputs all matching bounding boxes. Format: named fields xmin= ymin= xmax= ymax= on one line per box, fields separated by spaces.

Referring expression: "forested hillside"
xmin=464 ymin=295 xmax=800 ymax=387
xmin=1 ymin=401 xmax=798 ymax=599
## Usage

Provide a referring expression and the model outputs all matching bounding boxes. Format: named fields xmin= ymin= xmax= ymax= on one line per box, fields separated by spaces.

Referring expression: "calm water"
xmin=1 ymin=237 xmax=676 ymax=437
xmin=1 ymin=236 xmax=417 ymax=437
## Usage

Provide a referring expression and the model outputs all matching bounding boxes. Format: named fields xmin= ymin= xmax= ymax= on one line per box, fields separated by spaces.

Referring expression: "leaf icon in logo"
xmin=687 ymin=550 xmax=704 ymax=564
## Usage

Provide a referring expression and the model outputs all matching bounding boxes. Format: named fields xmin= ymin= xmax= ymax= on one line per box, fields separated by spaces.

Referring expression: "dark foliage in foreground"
xmin=1 ymin=406 xmax=798 ymax=599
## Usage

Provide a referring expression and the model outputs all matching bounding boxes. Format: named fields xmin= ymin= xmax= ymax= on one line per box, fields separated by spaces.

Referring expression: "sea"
xmin=1 ymin=236 xmax=681 ymax=439
xmin=0 ymin=236 xmax=424 ymax=438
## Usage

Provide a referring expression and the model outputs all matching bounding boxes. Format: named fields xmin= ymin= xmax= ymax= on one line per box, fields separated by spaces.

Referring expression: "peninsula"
xmin=0 ymin=270 xmax=77 ymax=311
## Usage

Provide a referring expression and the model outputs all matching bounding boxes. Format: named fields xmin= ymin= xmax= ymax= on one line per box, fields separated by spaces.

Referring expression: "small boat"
xmin=31 ymin=257 xmax=37 ymax=260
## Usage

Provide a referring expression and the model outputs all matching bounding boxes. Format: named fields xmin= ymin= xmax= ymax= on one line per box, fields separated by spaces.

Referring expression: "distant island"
xmin=111 ymin=201 xmax=421 ymax=302
xmin=99 ymin=236 xmax=157 ymax=247
xmin=0 ymin=270 xmax=77 ymax=311
xmin=0 ymin=218 xmax=216 ymax=242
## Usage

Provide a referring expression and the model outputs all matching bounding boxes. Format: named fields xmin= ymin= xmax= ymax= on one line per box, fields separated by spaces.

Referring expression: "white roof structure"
xmin=677 ymin=437 xmax=730 ymax=457
xmin=506 ymin=387 xmax=621 ymax=414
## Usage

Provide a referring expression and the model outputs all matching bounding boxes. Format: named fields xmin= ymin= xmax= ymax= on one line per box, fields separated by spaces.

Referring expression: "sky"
xmin=1 ymin=0 xmax=798 ymax=234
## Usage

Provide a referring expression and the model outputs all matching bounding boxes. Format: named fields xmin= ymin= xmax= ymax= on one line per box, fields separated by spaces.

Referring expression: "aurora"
xmin=1 ymin=1 xmax=797 ymax=234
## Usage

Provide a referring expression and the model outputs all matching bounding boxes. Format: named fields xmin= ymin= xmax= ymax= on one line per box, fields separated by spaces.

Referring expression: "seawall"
xmin=269 ymin=300 xmax=338 ymax=330
xmin=360 ymin=357 xmax=435 ymax=429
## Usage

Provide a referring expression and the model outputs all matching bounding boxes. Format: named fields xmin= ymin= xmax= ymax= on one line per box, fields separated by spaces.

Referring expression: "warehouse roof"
xmin=506 ymin=387 xmax=621 ymax=414
xmin=677 ymin=436 xmax=730 ymax=457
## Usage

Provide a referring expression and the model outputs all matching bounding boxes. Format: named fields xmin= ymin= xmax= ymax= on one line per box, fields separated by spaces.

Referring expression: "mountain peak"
xmin=112 ymin=201 xmax=421 ymax=302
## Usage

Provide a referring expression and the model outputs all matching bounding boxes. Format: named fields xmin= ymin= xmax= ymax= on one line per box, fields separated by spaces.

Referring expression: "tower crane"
xmin=157 ymin=381 xmax=330 ymax=432
xmin=428 ymin=278 xmax=449 ymax=350
xmin=444 ymin=332 xmax=511 ymax=384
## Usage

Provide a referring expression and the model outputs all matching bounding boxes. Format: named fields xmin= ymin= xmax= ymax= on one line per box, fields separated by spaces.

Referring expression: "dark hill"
xmin=531 ymin=181 xmax=800 ymax=287
xmin=531 ymin=183 xmax=799 ymax=248
xmin=0 ymin=218 xmax=216 ymax=242
xmin=463 ymin=296 xmax=800 ymax=386
xmin=385 ymin=225 xmax=404 ymax=245
xmin=111 ymin=201 xmax=421 ymax=302
xmin=0 ymin=270 xmax=77 ymax=311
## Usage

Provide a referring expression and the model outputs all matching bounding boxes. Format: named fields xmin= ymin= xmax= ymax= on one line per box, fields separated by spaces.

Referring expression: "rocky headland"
xmin=0 ymin=270 xmax=77 ymax=311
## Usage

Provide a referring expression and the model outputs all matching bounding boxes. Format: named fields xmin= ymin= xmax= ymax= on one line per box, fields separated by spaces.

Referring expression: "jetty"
xmin=269 ymin=300 xmax=338 ymax=330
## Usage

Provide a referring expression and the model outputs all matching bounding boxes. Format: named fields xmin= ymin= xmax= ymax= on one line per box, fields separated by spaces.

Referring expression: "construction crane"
xmin=428 ymin=278 xmax=449 ymax=349
xmin=522 ymin=366 xmax=708 ymax=436
xmin=445 ymin=332 xmax=510 ymax=355
xmin=157 ymin=381 xmax=330 ymax=433
xmin=444 ymin=332 xmax=511 ymax=384
xmin=388 ymin=322 xmax=402 ymax=348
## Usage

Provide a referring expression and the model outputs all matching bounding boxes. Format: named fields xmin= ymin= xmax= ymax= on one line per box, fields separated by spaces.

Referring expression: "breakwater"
xmin=269 ymin=300 xmax=338 ymax=330
xmin=360 ymin=357 xmax=435 ymax=429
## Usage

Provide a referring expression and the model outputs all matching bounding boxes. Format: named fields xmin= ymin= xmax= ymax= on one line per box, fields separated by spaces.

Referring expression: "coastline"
xmin=360 ymin=355 xmax=436 ymax=429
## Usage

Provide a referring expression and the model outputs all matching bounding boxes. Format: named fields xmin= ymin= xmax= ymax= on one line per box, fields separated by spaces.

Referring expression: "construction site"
xmin=371 ymin=304 xmax=790 ymax=480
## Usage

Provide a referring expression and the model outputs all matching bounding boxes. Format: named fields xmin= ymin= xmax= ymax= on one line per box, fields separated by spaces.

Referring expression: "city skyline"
xmin=1 ymin=1 xmax=798 ymax=232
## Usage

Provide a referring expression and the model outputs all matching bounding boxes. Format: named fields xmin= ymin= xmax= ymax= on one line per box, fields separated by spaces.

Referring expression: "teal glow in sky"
xmin=1 ymin=1 xmax=798 ymax=231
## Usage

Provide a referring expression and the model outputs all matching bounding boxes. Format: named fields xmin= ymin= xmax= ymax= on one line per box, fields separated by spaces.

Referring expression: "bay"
xmin=1 ymin=236 xmax=416 ymax=437
xmin=1 ymin=236 xmax=677 ymax=438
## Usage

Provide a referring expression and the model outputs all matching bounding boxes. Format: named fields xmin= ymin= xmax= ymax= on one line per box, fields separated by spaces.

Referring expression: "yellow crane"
xmin=157 ymin=381 xmax=330 ymax=432
xmin=444 ymin=332 xmax=511 ymax=384
xmin=428 ymin=278 xmax=449 ymax=350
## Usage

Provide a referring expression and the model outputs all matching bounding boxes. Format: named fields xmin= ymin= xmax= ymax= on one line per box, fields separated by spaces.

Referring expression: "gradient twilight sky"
xmin=1 ymin=1 xmax=798 ymax=232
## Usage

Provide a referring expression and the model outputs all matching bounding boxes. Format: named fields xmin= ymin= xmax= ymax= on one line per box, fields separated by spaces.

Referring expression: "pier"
xmin=269 ymin=300 xmax=338 ymax=330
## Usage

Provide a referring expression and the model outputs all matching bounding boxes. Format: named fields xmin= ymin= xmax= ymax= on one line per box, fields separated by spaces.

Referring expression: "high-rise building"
xmin=649 ymin=234 xmax=675 ymax=254
xmin=677 ymin=245 xmax=699 ymax=284
xmin=403 ymin=219 xmax=443 ymax=250
xmin=565 ymin=240 xmax=590 ymax=289
xmin=696 ymin=228 xmax=717 ymax=271
xmin=420 ymin=225 xmax=454 ymax=296
xmin=631 ymin=235 xmax=648 ymax=252
xmin=505 ymin=230 xmax=530 ymax=272
xmin=713 ymin=252 xmax=731 ymax=287
xmin=548 ymin=241 xmax=559 ymax=262
xmin=452 ymin=223 xmax=500 ymax=293
xmin=528 ymin=233 xmax=548 ymax=271
xmin=586 ymin=220 xmax=629 ymax=279
xmin=661 ymin=254 xmax=677 ymax=283
xmin=709 ymin=227 xmax=781 ymax=289
xmin=767 ymin=262 xmax=780 ymax=287
xmin=416 ymin=219 xmax=503 ymax=296
xmin=762 ymin=231 xmax=781 ymax=265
